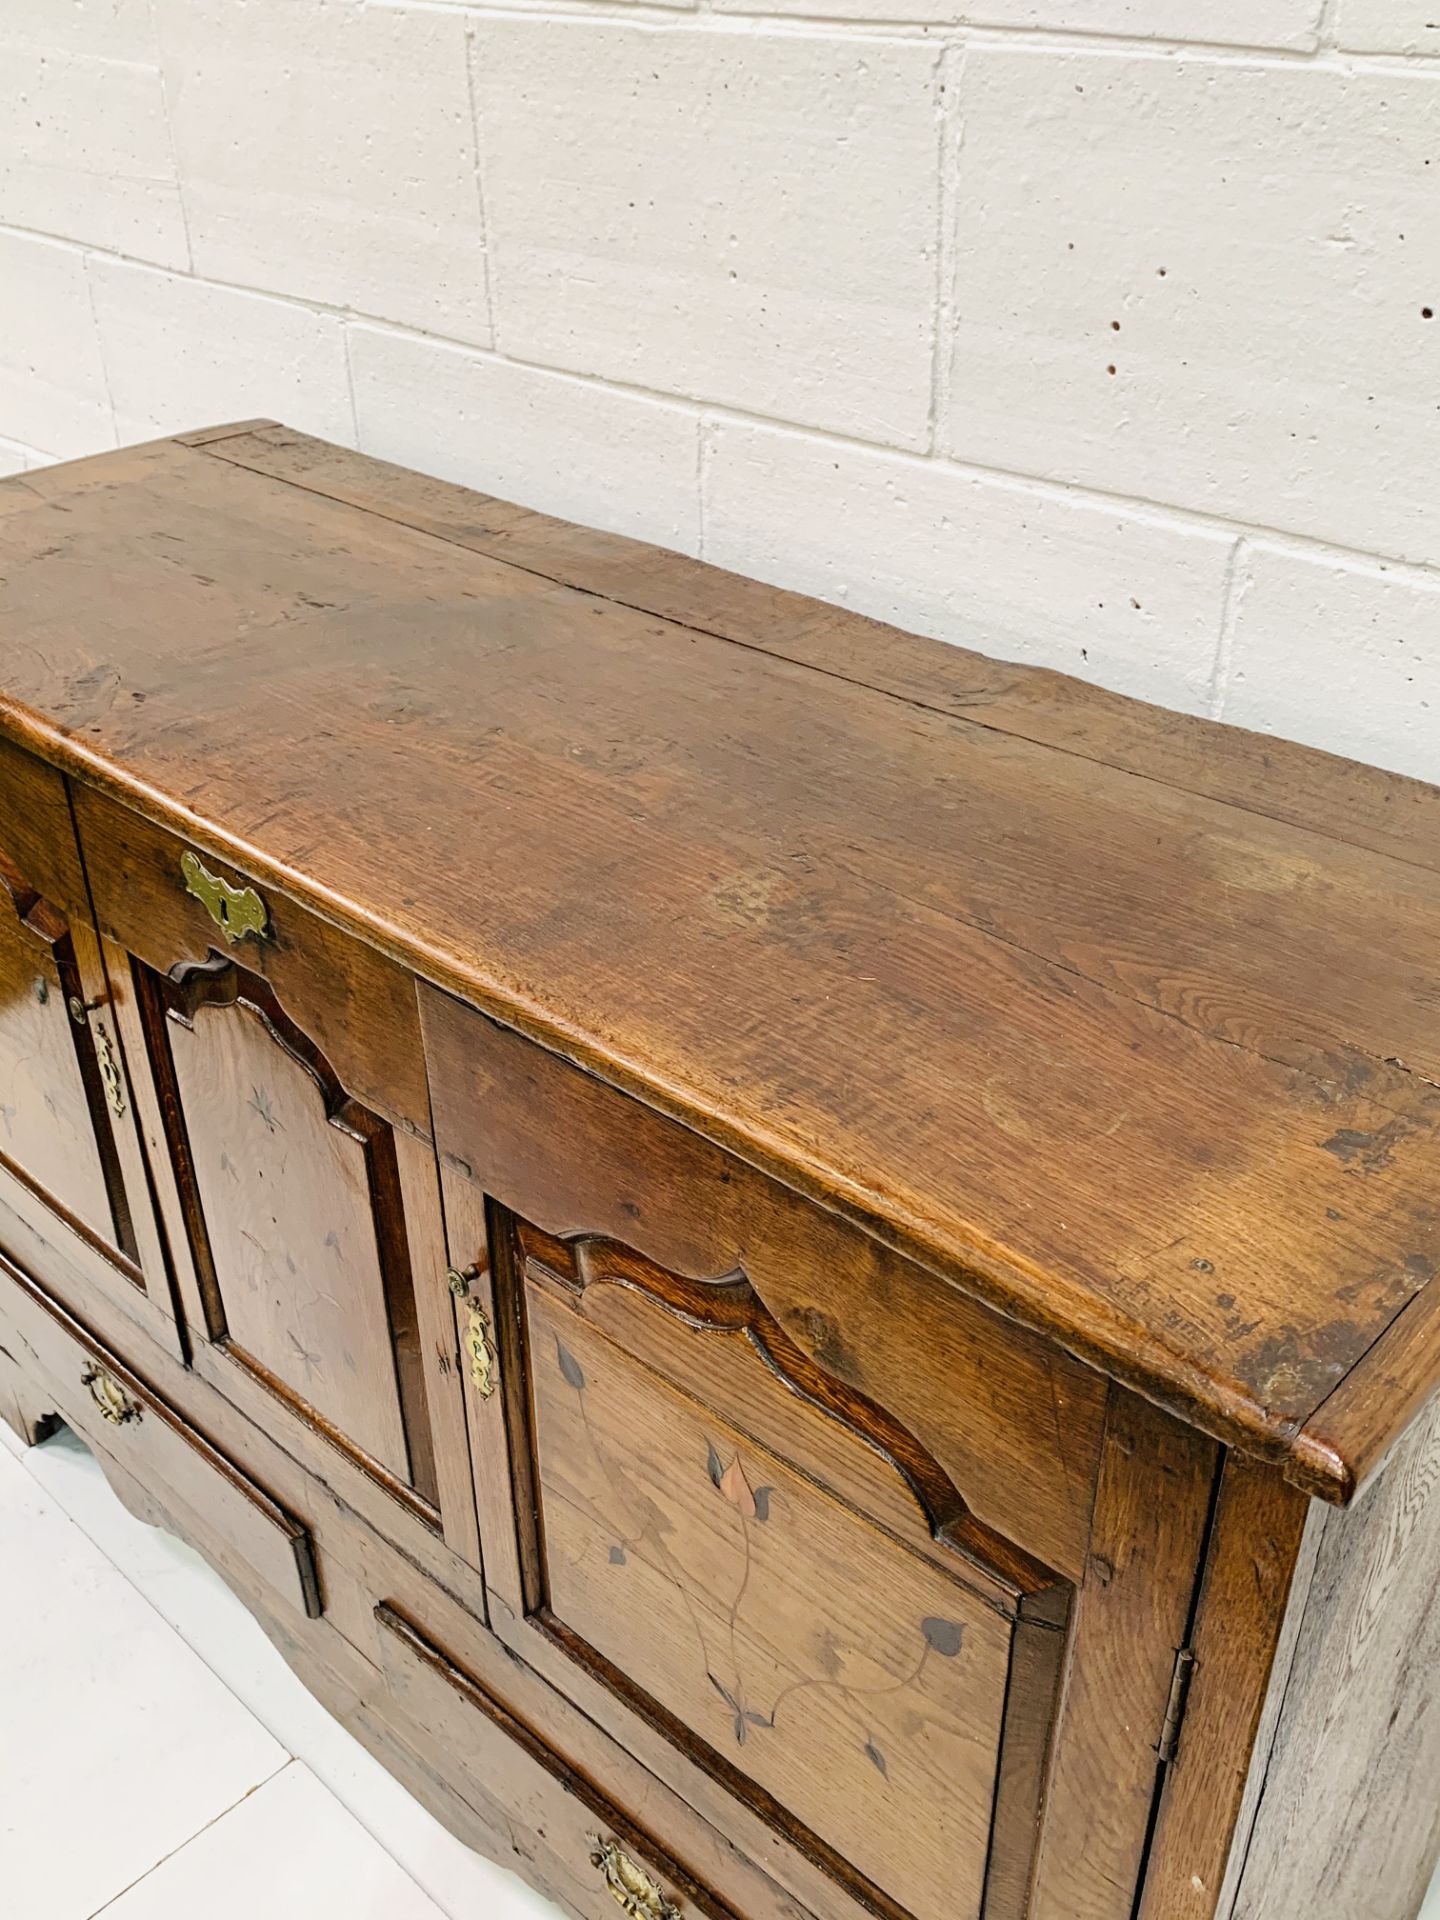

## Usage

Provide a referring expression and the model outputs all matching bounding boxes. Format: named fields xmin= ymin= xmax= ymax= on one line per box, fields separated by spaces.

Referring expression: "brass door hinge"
xmin=1156 ymin=1646 xmax=1195 ymax=1765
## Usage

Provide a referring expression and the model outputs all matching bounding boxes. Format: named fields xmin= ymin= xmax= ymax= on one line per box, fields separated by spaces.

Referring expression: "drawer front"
xmin=73 ymin=782 xmax=431 ymax=1134
xmin=422 ymin=991 xmax=1103 ymax=1920
xmin=72 ymin=785 xmax=480 ymax=1578
xmin=378 ymin=1604 xmax=744 ymax=1920
xmin=0 ymin=1249 xmax=321 ymax=1620
xmin=0 ymin=740 xmax=175 ymax=1342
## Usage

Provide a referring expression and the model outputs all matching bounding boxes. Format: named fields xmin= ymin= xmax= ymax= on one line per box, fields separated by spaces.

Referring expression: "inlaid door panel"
xmin=0 ymin=846 xmax=123 ymax=1249
xmin=445 ymin=1195 xmax=1069 ymax=1920
xmin=528 ymin=1270 xmax=1014 ymax=1920
xmin=141 ymin=953 xmax=438 ymax=1510
xmin=0 ymin=739 xmax=176 ymax=1348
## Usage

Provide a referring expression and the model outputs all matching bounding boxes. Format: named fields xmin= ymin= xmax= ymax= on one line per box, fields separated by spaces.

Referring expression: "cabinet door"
xmin=146 ymin=953 xmax=435 ymax=1497
xmin=0 ymin=739 xmax=177 ymax=1351
xmin=72 ymin=786 xmax=481 ymax=1597
xmin=422 ymin=991 xmax=1123 ymax=1920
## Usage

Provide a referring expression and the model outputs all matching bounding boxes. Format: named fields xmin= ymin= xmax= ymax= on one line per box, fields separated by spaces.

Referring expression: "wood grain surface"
xmin=191 ymin=423 xmax=1440 ymax=877
xmin=3 ymin=426 xmax=1439 ymax=1498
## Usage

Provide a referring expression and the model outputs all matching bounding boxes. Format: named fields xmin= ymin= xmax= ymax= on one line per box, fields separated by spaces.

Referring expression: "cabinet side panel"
xmin=1229 ymin=1391 xmax=1440 ymax=1920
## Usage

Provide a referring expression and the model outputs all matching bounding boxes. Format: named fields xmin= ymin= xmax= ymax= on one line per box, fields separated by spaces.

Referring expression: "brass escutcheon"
xmin=447 ymin=1267 xmax=497 ymax=1397
xmin=181 ymin=850 xmax=269 ymax=944
xmin=464 ymin=1303 xmax=497 ymax=1399
xmin=82 ymin=1363 xmax=141 ymax=1427
xmin=588 ymin=1838 xmax=681 ymax=1920
xmin=95 ymin=1020 xmax=127 ymax=1119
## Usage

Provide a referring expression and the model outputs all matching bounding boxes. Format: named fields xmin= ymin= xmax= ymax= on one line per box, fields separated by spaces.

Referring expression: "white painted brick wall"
xmin=89 ymin=260 xmax=356 ymax=446
xmin=704 ymin=418 xmax=1235 ymax=714
xmin=1334 ymin=0 xmax=1440 ymax=55
xmin=0 ymin=34 xmax=187 ymax=268
xmin=349 ymin=323 xmax=702 ymax=551
xmin=0 ymin=229 xmax=115 ymax=458
xmin=1222 ymin=544 xmax=1440 ymax=783
xmin=154 ymin=0 xmax=490 ymax=340
xmin=941 ymin=49 xmax=1440 ymax=569
xmin=0 ymin=0 xmax=1436 ymax=786
xmin=0 ymin=436 xmax=42 ymax=479
xmin=472 ymin=22 xmax=940 ymax=447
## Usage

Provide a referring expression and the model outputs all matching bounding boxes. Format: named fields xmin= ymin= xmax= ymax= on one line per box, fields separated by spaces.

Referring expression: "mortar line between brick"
xmin=7 ymin=219 xmax=1440 ymax=589
xmin=376 ymin=2 xmax=1412 ymax=63
xmin=697 ymin=413 xmax=714 ymax=559
xmin=945 ymin=20 xmax=1345 ymax=60
xmin=1208 ymin=537 xmax=1249 ymax=720
xmin=0 ymin=433 xmax=58 ymax=466
xmin=925 ymin=42 xmax=962 ymax=455
xmin=388 ymin=0 xmax=934 ymax=36
xmin=340 ymin=326 xmax=362 ymax=449
xmin=77 ymin=253 xmax=122 ymax=452
xmin=462 ymin=20 xmax=500 ymax=346
xmin=146 ymin=0 xmax=196 ymax=276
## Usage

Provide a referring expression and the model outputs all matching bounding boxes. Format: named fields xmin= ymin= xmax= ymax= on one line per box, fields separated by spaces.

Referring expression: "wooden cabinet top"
xmin=3 ymin=421 xmax=1438 ymax=1505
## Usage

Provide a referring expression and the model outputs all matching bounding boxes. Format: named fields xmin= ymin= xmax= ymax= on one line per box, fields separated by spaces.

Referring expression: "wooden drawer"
xmin=0 ymin=1249 xmax=321 ymax=1621
xmin=70 ymin=786 xmax=482 ymax=1588
xmin=377 ymin=1603 xmax=745 ymax=1920
xmin=420 ymin=989 xmax=1111 ymax=1920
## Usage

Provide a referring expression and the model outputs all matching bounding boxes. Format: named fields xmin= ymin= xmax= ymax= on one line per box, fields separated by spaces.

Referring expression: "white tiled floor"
xmin=0 ymin=1419 xmax=557 ymax=1920
xmin=2 ymin=1416 xmax=1438 ymax=1920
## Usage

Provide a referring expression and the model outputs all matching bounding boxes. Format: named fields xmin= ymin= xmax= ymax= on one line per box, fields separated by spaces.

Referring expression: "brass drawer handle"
xmin=81 ymin=1363 xmax=142 ymax=1427
xmin=181 ymin=850 xmax=269 ymax=944
xmin=588 ymin=1837 xmax=680 ymax=1919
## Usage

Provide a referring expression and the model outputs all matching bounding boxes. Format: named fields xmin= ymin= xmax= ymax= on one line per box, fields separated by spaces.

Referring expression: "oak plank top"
xmin=3 ymin=422 xmax=1439 ymax=1503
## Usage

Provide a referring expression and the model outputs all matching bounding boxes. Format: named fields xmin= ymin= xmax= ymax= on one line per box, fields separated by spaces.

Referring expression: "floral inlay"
xmin=553 ymin=1332 xmax=965 ymax=1779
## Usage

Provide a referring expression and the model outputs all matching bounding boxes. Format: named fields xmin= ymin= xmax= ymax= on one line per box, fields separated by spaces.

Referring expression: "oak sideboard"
xmin=2 ymin=422 xmax=1438 ymax=1920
